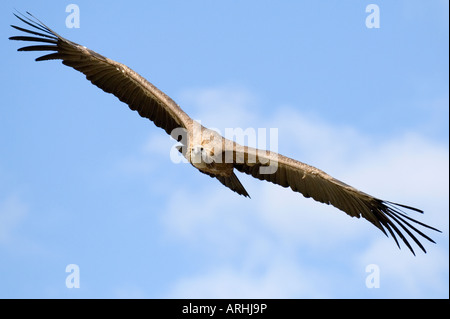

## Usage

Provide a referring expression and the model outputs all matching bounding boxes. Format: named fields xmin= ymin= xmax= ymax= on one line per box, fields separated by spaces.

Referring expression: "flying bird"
xmin=10 ymin=11 xmax=440 ymax=255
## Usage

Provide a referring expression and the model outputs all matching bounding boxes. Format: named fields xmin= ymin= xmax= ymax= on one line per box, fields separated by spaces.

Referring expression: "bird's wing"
xmin=9 ymin=12 xmax=193 ymax=137
xmin=229 ymin=142 xmax=440 ymax=255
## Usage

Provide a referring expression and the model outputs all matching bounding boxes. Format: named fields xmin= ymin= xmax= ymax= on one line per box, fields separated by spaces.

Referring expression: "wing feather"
xmin=10 ymin=11 xmax=192 ymax=137
xmin=231 ymin=144 xmax=440 ymax=255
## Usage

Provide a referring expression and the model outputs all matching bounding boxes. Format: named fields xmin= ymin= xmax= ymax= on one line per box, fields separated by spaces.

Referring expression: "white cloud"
xmin=345 ymin=132 xmax=449 ymax=199
xmin=155 ymin=86 xmax=448 ymax=298
xmin=113 ymin=285 xmax=148 ymax=299
xmin=0 ymin=194 xmax=28 ymax=245
xmin=177 ymin=85 xmax=260 ymax=130
xmin=115 ymin=133 xmax=175 ymax=176
xmin=0 ymin=194 xmax=47 ymax=256
xmin=168 ymin=256 xmax=327 ymax=298
xmin=358 ymin=239 xmax=449 ymax=298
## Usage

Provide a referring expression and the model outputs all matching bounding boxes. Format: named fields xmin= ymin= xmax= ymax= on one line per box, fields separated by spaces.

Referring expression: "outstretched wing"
xmin=229 ymin=143 xmax=440 ymax=255
xmin=9 ymin=12 xmax=193 ymax=137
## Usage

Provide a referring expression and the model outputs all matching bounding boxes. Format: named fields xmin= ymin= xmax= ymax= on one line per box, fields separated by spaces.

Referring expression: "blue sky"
xmin=1 ymin=0 xmax=448 ymax=298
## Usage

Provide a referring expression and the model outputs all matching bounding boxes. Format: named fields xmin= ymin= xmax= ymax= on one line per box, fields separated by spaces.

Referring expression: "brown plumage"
xmin=10 ymin=11 xmax=440 ymax=255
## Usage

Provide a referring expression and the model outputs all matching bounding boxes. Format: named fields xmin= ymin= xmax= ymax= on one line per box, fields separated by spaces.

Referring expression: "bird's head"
xmin=190 ymin=145 xmax=206 ymax=164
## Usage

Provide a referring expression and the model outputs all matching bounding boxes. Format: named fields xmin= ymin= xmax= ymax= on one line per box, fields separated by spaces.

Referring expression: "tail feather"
xmin=203 ymin=171 xmax=250 ymax=198
xmin=216 ymin=173 xmax=250 ymax=198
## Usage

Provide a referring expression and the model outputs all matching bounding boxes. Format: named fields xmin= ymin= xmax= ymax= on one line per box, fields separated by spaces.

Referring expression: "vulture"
xmin=10 ymin=11 xmax=440 ymax=255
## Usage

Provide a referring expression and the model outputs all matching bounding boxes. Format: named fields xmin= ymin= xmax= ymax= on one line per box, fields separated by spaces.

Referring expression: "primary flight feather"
xmin=10 ymin=11 xmax=440 ymax=255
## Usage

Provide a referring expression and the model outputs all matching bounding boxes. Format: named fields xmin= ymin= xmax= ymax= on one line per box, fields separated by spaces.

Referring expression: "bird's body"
xmin=10 ymin=11 xmax=440 ymax=255
xmin=186 ymin=124 xmax=235 ymax=177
